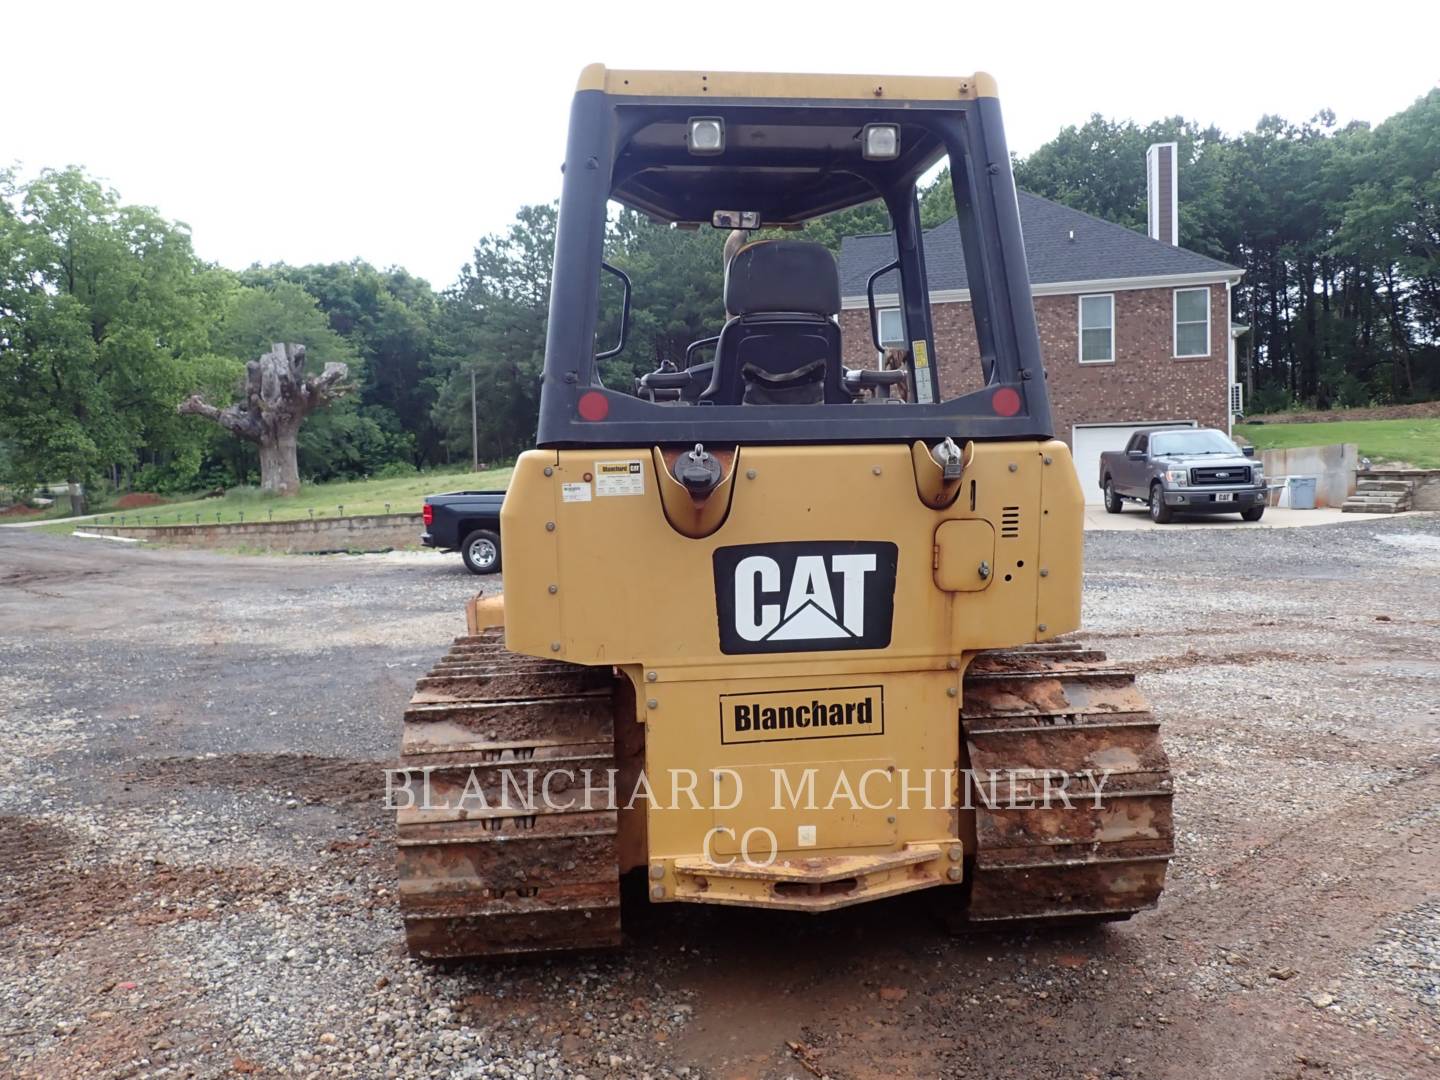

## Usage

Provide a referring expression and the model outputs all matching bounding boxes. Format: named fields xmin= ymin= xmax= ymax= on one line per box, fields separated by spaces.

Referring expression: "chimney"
xmin=1146 ymin=142 xmax=1178 ymax=246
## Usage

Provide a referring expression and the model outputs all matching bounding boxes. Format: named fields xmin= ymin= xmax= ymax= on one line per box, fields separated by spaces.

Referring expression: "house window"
xmin=877 ymin=308 xmax=906 ymax=349
xmin=1174 ymin=288 xmax=1211 ymax=357
xmin=1078 ymin=294 xmax=1114 ymax=363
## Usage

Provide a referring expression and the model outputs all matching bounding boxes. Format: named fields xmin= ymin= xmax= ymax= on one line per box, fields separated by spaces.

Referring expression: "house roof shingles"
xmin=837 ymin=191 xmax=1239 ymax=298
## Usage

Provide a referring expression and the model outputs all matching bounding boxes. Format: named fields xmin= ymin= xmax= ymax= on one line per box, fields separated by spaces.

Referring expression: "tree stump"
xmin=178 ymin=343 xmax=349 ymax=495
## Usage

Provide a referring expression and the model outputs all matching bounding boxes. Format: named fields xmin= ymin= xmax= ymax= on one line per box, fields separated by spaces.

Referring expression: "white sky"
xmin=7 ymin=1 xmax=1438 ymax=288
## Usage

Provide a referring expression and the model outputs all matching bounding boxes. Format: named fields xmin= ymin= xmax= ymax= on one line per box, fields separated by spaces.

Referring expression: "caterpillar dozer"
xmin=394 ymin=66 xmax=1174 ymax=958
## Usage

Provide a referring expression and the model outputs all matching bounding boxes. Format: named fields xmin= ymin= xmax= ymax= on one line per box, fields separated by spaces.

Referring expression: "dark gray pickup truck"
xmin=421 ymin=490 xmax=505 ymax=573
xmin=1098 ymin=428 xmax=1266 ymax=523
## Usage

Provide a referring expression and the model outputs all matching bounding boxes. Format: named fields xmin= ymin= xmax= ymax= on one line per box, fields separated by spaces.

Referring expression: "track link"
xmin=395 ymin=628 xmax=622 ymax=958
xmin=960 ymin=642 xmax=1174 ymax=924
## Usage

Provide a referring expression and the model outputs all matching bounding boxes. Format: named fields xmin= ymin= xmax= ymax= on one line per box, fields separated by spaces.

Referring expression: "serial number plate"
xmin=1214 ymin=492 xmax=1234 ymax=502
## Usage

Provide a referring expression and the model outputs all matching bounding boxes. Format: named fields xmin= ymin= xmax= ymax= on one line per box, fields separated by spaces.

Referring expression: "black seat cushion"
xmin=702 ymin=313 xmax=848 ymax=405
xmin=724 ymin=240 xmax=841 ymax=317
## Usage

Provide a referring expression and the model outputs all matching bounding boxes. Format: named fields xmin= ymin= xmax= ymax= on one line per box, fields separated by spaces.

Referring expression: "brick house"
xmin=836 ymin=147 xmax=1245 ymax=503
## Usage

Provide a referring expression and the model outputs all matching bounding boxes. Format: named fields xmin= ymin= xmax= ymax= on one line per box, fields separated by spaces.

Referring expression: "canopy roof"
xmin=579 ymin=67 xmax=990 ymax=226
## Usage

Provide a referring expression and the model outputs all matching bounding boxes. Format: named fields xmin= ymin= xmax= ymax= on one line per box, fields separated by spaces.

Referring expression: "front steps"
xmin=1342 ymin=477 xmax=1413 ymax=514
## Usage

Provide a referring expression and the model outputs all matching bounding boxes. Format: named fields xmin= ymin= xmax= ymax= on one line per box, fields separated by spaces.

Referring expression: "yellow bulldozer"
xmin=393 ymin=66 xmax=1174 ymax=958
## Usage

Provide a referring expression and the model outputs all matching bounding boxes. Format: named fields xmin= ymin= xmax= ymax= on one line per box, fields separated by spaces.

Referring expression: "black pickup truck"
xmin=420 ymin=490 xmax=506 ymax=574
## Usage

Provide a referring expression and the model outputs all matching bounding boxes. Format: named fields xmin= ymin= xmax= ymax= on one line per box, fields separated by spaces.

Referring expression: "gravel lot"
xmin=1 ymin=517 xmax=1438 ymax=1079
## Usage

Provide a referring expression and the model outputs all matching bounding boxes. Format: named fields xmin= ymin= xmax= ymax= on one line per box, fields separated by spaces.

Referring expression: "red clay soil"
xmin=113 ymin=492 xmax=169 ymax=509
xmin=0 ymin=503 xmax=43 ymax=518
xmin=1248 ymin=401 xmax=1440 ymax=423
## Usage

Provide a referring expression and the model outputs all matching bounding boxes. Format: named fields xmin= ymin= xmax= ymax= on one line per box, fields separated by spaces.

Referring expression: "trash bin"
xmin=1286 ymin=475 xmax=1318 ymax=510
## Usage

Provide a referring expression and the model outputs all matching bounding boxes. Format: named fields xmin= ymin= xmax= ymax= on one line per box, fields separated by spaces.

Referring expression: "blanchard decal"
xmin=594 ymin=460 xmax=644 ymax=496
xmin=713 ymin=541 xmax=898 ymax=654
xmin=720 ymin=685 xmax=885 ymax=745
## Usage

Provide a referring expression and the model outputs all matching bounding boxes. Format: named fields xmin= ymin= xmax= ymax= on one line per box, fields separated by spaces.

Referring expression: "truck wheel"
xmin=1149 ymin=484 xmax=1174 ymax=524
xmin=1241 ymin=506 xmax=1265 ymax=522
xmin=1103 ymin=478 xmax=1124 ymax=514
xmin=461 ymin=529 xmax=501 ymax=574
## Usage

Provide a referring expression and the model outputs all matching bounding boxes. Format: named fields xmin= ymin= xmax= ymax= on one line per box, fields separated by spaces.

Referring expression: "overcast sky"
xmin=7 ymin=1 xmax=1437 ymax=288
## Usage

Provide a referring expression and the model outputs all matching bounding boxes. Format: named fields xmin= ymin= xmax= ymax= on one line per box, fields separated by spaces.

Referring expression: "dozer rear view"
xmin=393 ymin=66 xmax=1174 ymax=958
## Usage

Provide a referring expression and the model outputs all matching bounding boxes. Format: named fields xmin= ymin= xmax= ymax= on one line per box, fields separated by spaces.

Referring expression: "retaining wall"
xmin=1258 ymin=444 xmax=1358 ymax=508
xmin=83 ymin=513 xmax=425 ymax=553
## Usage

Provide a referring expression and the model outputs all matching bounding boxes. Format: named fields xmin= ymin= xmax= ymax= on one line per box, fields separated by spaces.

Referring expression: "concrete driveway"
xmin=1084 ymin=505 xmax=1393 ymax=530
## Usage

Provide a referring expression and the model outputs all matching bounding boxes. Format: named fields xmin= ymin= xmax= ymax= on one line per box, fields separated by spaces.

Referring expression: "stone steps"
xmin=1355 ymin=479 xmax=1412 ymax=493
xmin=1342 ymin=477 xmax=1413 ymax=514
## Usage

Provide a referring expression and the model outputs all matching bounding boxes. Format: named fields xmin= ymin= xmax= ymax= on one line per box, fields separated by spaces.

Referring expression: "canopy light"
xmin=862 ymin=123 xmax=900 ymax=161
xmin=712 ymin=210 xmax=761 ymax=229
xmin=687 ymin=117 xmax=725 ymax=155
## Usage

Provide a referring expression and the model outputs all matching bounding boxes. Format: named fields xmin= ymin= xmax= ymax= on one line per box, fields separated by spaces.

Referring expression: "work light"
xmin=688 ymin=117 xmax=725 ymax=155
xmin=862 ymin=123 xmax=900 ymax=160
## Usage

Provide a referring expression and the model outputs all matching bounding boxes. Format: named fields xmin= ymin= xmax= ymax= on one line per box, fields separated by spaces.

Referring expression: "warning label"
xmin=594 ymin=460 xmax=644 ymax=497
xmin=561 ymin=482 xmax=591 ymax=503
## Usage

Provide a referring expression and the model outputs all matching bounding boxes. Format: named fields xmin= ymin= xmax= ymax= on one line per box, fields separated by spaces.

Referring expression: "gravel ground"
xmin=1 ymin=515 xmax=1437 ymax=1079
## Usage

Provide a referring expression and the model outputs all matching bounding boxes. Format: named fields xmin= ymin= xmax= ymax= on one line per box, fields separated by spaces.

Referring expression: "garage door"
xmin=1072 ymin=422 xmax=1196 ymax=505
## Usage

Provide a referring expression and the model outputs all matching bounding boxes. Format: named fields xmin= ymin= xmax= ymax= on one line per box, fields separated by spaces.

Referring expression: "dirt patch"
xmin=0 ymin=816 xmax=76 ymax=874
xmin=112 ymin=492 xmax=169 ymax=510
xmin=1248 ymin=401 xmax=1440 ymax=424
xmin=119 ymin=752 xmax=389 ymax=806
xmin=0 ymin=503 xmax=44 ymax=518
xmin=0 ymin=862 xmax=303 ymax=948
xmin=1128 ymin=647 xmax=1307 ymax=674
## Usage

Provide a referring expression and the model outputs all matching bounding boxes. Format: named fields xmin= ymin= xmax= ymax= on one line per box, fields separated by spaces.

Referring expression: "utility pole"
xmin=470 ymin=368 xmax=479 ymax=472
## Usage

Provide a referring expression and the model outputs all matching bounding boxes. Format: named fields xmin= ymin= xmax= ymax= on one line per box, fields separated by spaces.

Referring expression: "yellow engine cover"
xmin=498 ymin=439 xmax=1082 ymax=908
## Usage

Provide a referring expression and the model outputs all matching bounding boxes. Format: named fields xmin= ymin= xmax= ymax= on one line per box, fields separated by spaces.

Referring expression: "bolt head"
xmin=872 ymin=466 xmax=883 ymax=476
xmin=1008 ymin=463 xmax=1019 ymax=473
xmin=650 ymin=885 xmax=665 ymax=900
xmin=1037 ymin=624 xmax=1048 ymax=633
xmin=649 ymin=863 xmax=665 ymax=880
xmin=947 ymin=686 xmax=958 ymax=698
xmin=948 ymin=844 xmax=964 ymax=861
xmin=947 ymin=867 xmax=963 ymax=882
xmin=1039 ymin=568 xmax=1049 ymax=578
xmin=1043 ymin=455 xmax=1053 ymax=465
xmin=645 ymin=671 xmax=657 ymax=682
xmin=886 ymin=815 xmax=896 ymax=824
xmin=745 ymin=468 xmax=757 ymax=480
xmin=646 ymin=698 xmax=658 ymax=710
xmin=545 ymin=521 xmax=556 ymax=532
xmin=947 ymin=658 xmax=960 ymax=670
xmin=543 ymin=466 xmax=554 ymax=476
xmin=548 ymin=584 xmax=558 ymax=594
xmin=550 ymin=642 xmax=562 ymax=652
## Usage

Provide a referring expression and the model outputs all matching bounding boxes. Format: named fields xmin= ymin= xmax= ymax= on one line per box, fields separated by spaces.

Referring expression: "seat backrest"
xmin=703 ymin=240 xmax=846 ymax=405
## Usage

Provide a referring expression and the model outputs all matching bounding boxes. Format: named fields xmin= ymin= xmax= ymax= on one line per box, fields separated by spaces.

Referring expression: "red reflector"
xmin=577 ymin=390 xmax=610 ymax=421
xmin=422 ymin=504 xmax=433 ymax=526
xmin=991 ymin=387 xmax=1022 ymax=417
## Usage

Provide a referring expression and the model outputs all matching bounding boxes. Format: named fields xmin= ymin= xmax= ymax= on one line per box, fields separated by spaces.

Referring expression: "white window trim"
xmin=1173 ymin=286 xmax=1211 ymax=359
xmin=1077 ymin=293 xmax=1115 ymax=364
xmin=875 ymin=308 xmax=906 ymax=367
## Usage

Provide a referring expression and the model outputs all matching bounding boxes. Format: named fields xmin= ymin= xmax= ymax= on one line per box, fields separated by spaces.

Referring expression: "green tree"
xmin=431 ymin=205 xmax=557 ymax=463
xmin=0 ymin=167 xmax=225 ymax=512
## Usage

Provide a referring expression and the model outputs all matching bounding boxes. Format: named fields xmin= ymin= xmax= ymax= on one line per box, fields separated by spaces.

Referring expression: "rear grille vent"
xmin=1000 ymin=506 xmax=1021 ymax=539
xmin=1191 ymin=466 xmax=1251 ymax=485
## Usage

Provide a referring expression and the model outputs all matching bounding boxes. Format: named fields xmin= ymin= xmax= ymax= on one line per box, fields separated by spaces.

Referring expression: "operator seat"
xmin=701 ymin=239 xmax=847 ymax=405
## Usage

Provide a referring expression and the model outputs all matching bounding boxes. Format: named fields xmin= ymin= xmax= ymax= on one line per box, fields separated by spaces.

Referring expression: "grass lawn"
xmin=37 ymin=466 xmax=512 ymax=534
xmin=1235 ymin=418 xmax=1440 ymax=469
